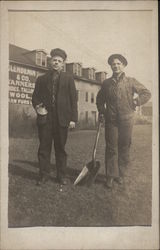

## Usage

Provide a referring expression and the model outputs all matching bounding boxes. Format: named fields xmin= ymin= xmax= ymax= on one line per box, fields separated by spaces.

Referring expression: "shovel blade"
xmin=74 ymin=160 xmax=101 ymax=186
xmin=74 ymin=165 xmax=89 ymax=185
xmin=87 ymin=161 xmax=101 ymax=186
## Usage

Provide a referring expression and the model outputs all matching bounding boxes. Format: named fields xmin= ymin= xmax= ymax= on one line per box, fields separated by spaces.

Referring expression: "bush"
xmin=134 ymin=114 xmax=152 ymax=125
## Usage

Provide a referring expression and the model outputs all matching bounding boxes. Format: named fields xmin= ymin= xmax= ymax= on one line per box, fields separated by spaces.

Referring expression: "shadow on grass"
xmin=13 ymin=159 xmax=39 ymax=169
xmin=9 ymin=159 xmax=106 ymax=185
xmin=9 ymin=163 xmax=38 ymax=181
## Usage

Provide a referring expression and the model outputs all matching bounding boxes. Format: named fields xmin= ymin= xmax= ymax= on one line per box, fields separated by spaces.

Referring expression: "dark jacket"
xmin=96 ymin=73 xmax=151 ymax=121
xmin=32 ymin=70 xmax=78 ymax=127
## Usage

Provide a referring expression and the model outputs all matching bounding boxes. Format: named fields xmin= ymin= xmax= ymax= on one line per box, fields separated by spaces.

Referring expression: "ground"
xmin=8 ymin=125 xmax=152 ymax=227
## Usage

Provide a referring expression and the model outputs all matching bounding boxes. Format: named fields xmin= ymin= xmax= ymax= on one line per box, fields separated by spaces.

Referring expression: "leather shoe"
xmin=106 ymin=177 xmax=113 ymax=188
xmin=36 ymin=175 xmax=49 ymax=186
xmin=57 ymin=177 xmax=67 ymax=185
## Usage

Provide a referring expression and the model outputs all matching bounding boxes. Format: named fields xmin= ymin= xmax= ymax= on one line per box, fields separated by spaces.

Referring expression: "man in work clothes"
xmin=32 ymin=48 xmax=78 ymax=185
xmin=96 ymin=54 xmax=151 ymax=188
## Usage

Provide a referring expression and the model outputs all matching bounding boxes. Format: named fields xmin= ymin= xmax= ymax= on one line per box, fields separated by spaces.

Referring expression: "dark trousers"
xmin=37 ymin=108 xmax=68 ymax=179
xmin=105 ymin=118 xmax=134 ymax=178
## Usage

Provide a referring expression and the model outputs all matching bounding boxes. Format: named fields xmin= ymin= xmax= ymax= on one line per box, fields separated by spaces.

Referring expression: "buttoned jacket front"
xmin=32 ymin=70 xmax=78 ymax=127
xmin=96 ymin=73 xmax=151 ymax=121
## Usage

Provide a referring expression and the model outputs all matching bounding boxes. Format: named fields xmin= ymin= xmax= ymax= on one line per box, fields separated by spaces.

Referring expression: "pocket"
xmin=37 ymin=114 xmax=47 ymax=126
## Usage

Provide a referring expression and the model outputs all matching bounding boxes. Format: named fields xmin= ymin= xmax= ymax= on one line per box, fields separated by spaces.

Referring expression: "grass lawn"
xmin=8 ymin=124 xmax=152 ymax=227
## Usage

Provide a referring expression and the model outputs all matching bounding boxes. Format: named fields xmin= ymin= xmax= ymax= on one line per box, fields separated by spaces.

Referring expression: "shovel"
xmin=74 ymin=121 xmax=101 ymax=186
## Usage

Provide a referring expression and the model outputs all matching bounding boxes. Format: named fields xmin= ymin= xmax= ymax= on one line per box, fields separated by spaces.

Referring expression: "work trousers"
xmin=105 ymin=118 xmax=134 ymax=178
xmin=37 ymin=107 xmax=68 ymax=179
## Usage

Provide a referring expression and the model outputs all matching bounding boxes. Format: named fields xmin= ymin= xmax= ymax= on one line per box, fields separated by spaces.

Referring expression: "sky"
xmin=9 ymin=10 xmax=152 ymax=91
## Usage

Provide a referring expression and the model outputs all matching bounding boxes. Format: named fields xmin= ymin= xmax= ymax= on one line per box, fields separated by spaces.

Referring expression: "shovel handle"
xmin=92 ymin=121 xmax=101 ymax=161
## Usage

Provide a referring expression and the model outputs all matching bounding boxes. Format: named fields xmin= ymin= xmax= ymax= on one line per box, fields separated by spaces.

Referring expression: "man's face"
xmin=50 ymin=56 xmax=64 ymax=72
xmin=111 ymin=58 xmax=125 ymax=75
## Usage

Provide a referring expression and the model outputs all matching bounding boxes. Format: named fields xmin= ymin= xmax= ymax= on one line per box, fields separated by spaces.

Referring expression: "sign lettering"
xmin=9 ymin=63 xmax=46 ymax=105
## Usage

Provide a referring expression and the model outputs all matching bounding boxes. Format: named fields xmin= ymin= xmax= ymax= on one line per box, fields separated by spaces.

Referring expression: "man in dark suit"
xmin=96 ymin=54 xmax=151 ymax=189
xmin=32 ymin=48 xmax=78 ymax=185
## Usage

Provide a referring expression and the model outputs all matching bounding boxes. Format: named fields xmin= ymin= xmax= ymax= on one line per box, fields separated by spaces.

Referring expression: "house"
xmin=9 ymin=44 xmax=108 ymax=137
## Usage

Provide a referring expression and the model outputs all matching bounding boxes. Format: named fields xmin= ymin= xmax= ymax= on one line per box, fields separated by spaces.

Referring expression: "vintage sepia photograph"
xmin=0 ymin=0 xmax=159 ymax=249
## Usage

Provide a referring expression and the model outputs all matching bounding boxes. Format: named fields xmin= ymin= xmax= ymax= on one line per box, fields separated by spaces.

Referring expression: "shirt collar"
xmin=52 ymin=68 xmax=61 ymax=75
xmin=112 ymin=72 xmax=125 ymax=83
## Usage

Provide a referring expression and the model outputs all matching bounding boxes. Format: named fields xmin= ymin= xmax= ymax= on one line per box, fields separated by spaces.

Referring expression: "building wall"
xmin=9 ymin=58 xmax=152 ymax=138
xmin=9 ymin=62 xmax=46 ymax=105
xmin=9 ymin=62 xmax=46 ymax=137
xmin=9 ymin=61 xmax=101 ymax=137
xmin=75 ymin=79 xmax=100 ymax=128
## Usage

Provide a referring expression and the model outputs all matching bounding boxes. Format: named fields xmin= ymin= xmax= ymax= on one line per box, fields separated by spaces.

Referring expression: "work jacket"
xmin=32 ymin=70 xmax=78 ymax=127
xmin=96 ymin=73 xmax=151 ymax=122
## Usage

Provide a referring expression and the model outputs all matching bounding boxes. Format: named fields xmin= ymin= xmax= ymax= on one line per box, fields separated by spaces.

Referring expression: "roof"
xmin=83 ymin=67 xmax=96 ymax=71
xmin=9 ymin=44 xmax=103 ymax=85
xmin=9 ymin=44 xmax=47 ymax=69
xmin=96 ymin=71 xmax=108 ymax=75
xmin=67 ymin=62 xmax=82 ymax=66
xmin=74 ymin=74 xmax=101 ymax=86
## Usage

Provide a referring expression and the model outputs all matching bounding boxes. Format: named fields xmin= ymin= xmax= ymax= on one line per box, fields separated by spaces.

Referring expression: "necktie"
xmin=52 ymin=71 xmax=59 ymax=106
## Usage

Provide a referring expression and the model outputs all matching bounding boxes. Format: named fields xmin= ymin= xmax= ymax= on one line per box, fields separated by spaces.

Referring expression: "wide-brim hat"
xmin=50 ymin=48 xmax=67 ymax=60
xmin=108 ymin=54 xmax=128 ymax=66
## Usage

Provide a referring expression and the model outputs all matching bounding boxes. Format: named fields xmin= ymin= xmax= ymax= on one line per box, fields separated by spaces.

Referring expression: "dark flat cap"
xmin=108 ymin=54 xmax=128 ymax=66
xmin=50 ymin=48 xmax=67 ymax=60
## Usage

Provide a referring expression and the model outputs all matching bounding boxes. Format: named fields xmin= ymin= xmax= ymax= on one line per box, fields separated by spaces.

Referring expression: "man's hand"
xmin=98 ymin=114 xmax=104 ymax=123
xmin=69 ymin=121 xmax=76 ymax=129
xmin=133 ymin=93 xmax=140 ymax=106
xmin=35 ymin=103 xmax=48 ymax=115
xmin=35 ymin=103 xmax=43 ymax=111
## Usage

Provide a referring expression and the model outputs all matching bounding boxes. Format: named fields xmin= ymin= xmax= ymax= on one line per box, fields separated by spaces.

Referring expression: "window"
xmin=91 ymin=69 xmax=95 ymax=80
xmin=85 ymin=111 xmax=88 ymax=123
xmin=90 ymin=69 xmax=93 ymax=79
xmin=93 ymin=71 xmax=95 ymax=80
xmin=36 ymin=52 xmax=47 ymax=67
xmin=74 ymin=64 xmax=82 ymax=76
xmin=85 ymin=92 xmax=88 ymax=102
xmin=42 ymin=53 xmax=46 ymax=67
xmin=88 ymin=69 xmax=95 ymax=80
xmin=36 ymin=53 xmax=41 ymax=66
xmin=91 ymin=93 xmax=94 ymax=103
xmin=92 ymin=111 xmax=97 ymax=126
xmin=73 ymin=64 xmax=77 ymax=75
xmin=78 ymin=66 xmax=82 ymax=76
xmin=88 ymin=69 xmax=92 ymax=79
